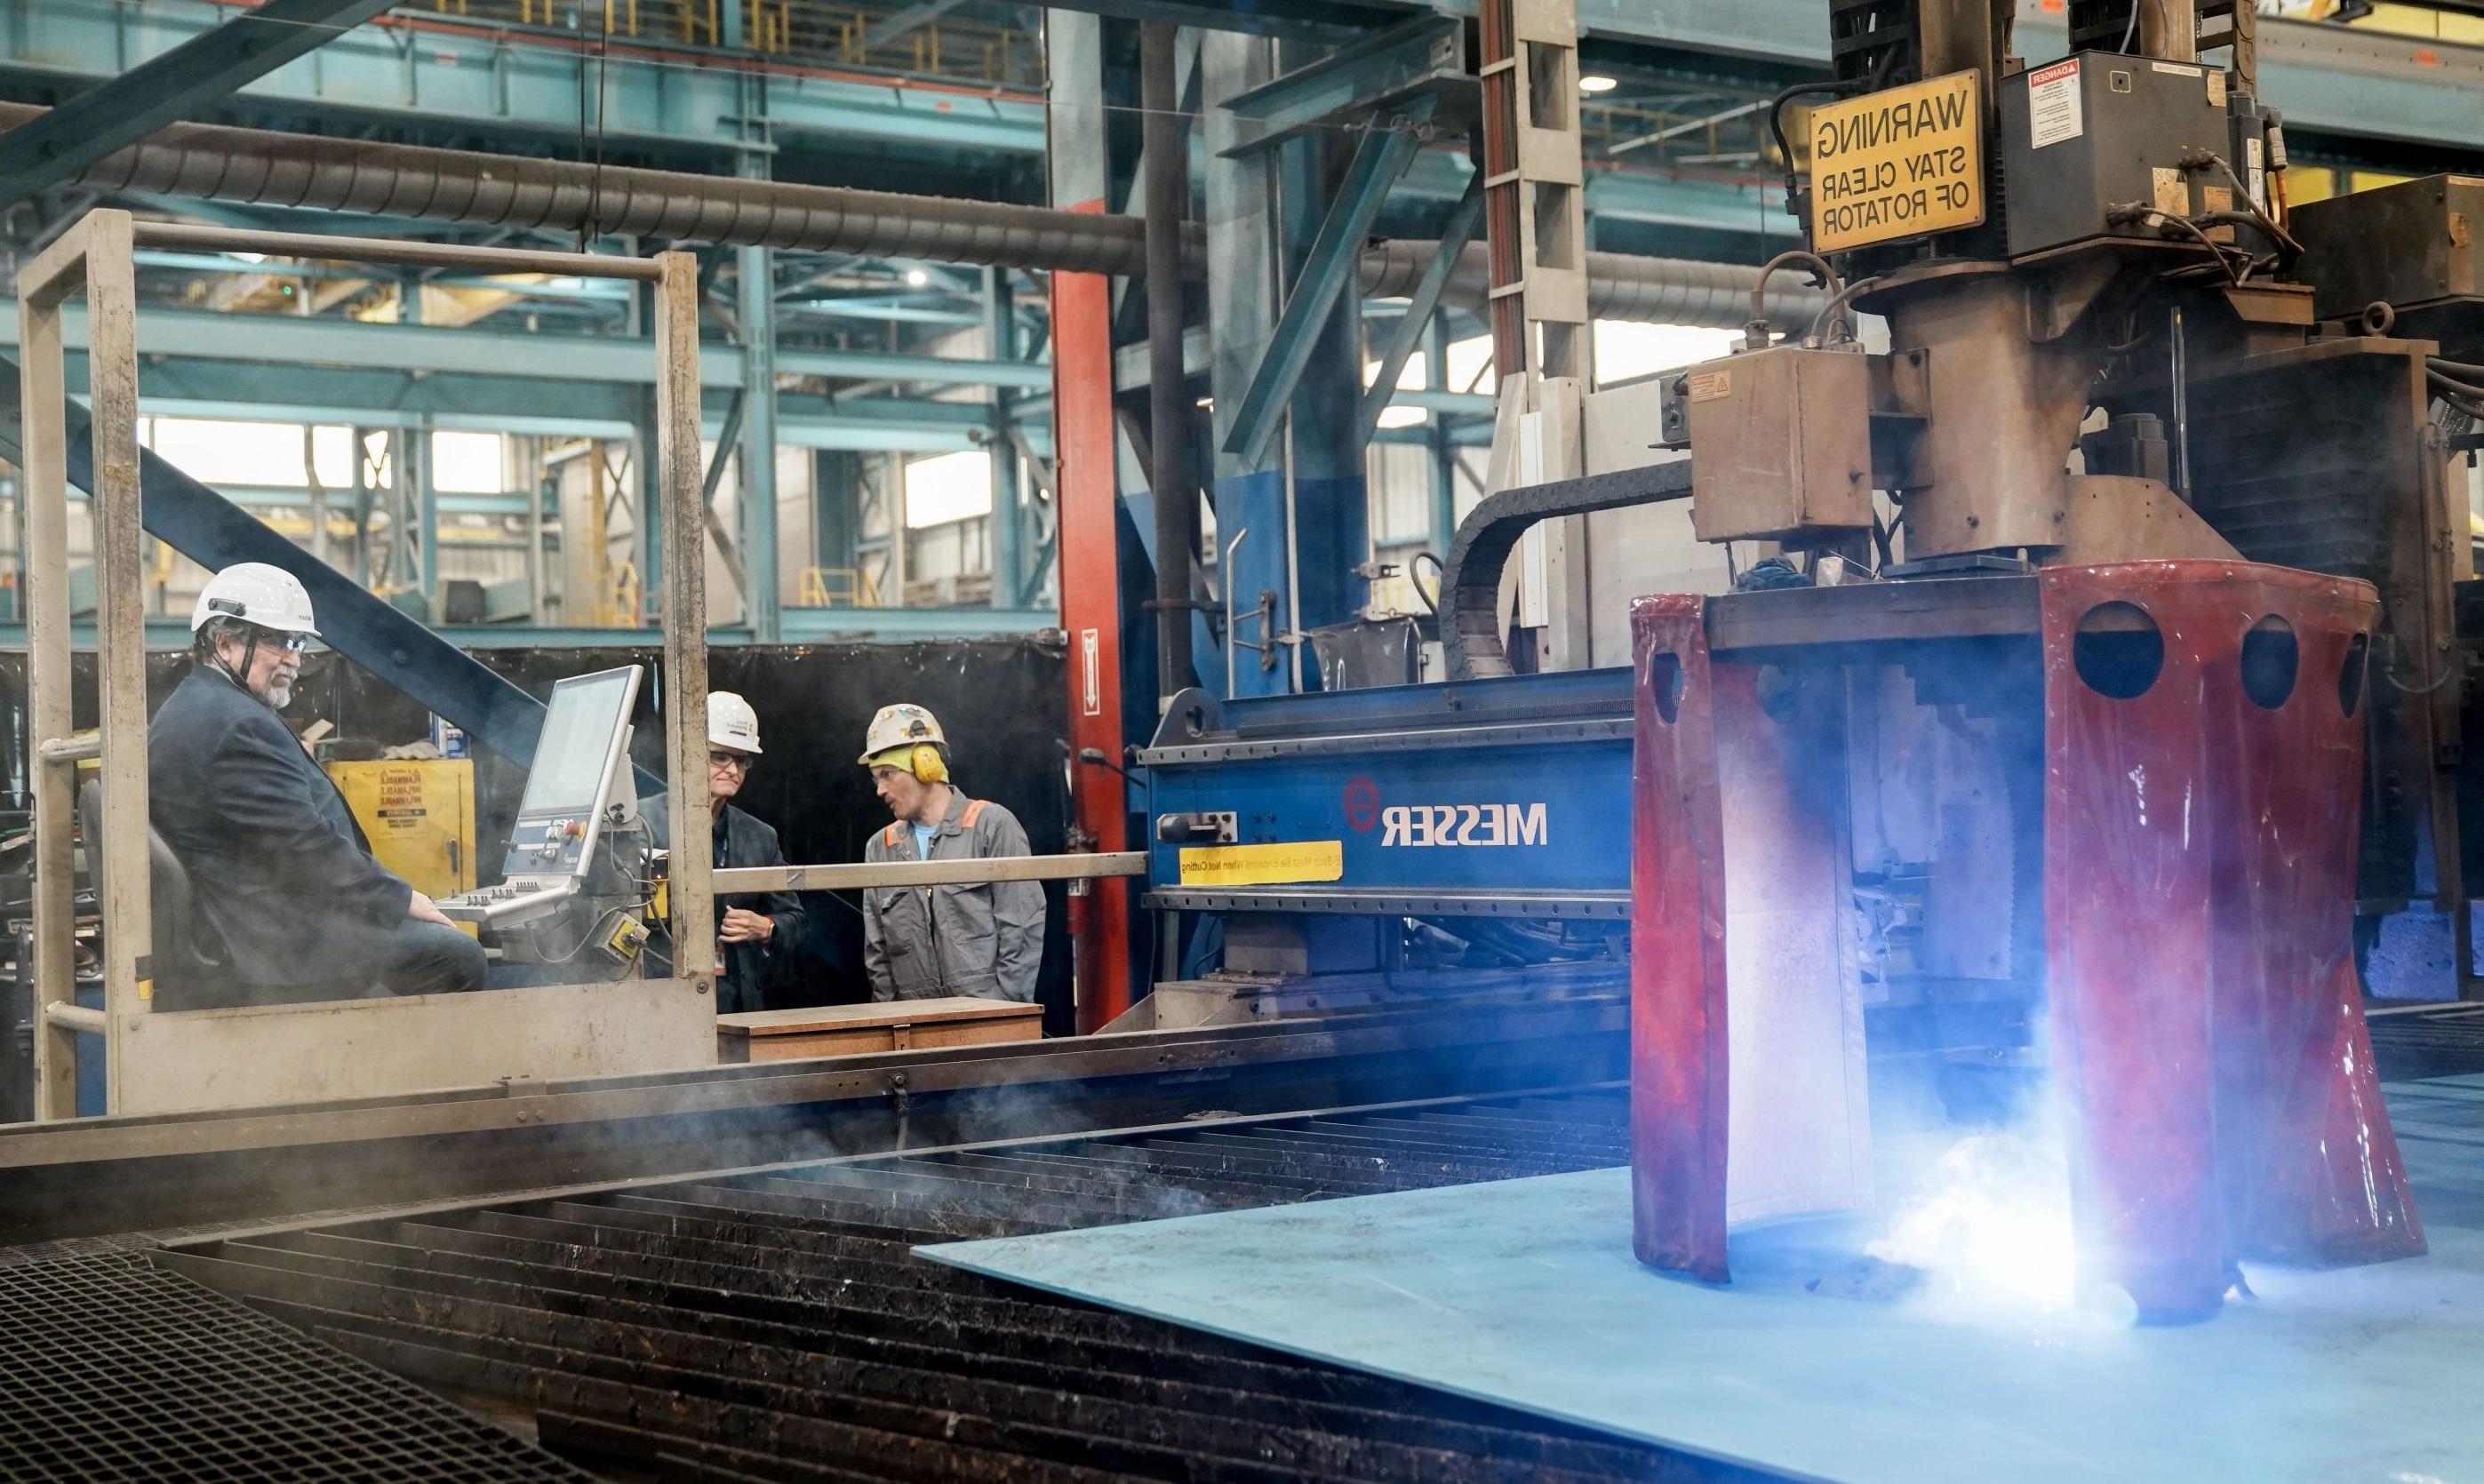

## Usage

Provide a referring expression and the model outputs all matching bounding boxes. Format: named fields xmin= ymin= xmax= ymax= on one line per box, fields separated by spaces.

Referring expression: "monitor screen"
xmin=517 ymin=668 xmax=637 ymax=818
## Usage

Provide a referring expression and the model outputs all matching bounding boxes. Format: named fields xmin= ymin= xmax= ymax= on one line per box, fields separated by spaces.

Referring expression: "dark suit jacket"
xmin=148 ymin=664 xmax=416 ymax=988
xmin=639 ymin=795 xmax=813 ymax=1015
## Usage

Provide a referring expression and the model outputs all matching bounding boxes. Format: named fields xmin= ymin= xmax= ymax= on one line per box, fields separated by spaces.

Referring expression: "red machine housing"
xmin=1629 ymin=560 xmax=2424 ymax=1319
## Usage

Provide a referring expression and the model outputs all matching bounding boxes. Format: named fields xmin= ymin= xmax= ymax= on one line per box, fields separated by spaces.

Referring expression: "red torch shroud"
xmin=1629 ymin=561 xmax=2424 ymax=1319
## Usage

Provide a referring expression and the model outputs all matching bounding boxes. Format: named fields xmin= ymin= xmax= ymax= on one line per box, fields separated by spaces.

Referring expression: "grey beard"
xmin=261 ymin=679 xmax=294 ymax=710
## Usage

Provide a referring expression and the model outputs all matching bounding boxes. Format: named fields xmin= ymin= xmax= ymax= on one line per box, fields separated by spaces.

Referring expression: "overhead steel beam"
xmin=1216 ymin=14 xmax=1468 ymax=156
xmin=0 ymin=301 xmax=1050 ymax=392
xmin=0 ymin=0 xmax=403 ymax=210
xmin=1223 ymin=93 xmax=1437 ymax=469
xmin=0 ymin=352 xmax=562 ymax=774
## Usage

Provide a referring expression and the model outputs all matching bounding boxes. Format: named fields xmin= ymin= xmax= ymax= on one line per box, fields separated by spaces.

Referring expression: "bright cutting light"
xmin=905 ymin=268 xmax=930 ymax=287
xmin=1867 ymin=1129 xmax=2076 ymax=1318
xmin=1578 ymin=75 xmax=1618 ymax=93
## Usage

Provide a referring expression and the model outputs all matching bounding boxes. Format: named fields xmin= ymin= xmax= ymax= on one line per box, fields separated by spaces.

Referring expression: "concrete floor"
xmin=921 ymin=1077 xmax=2484 ymax=1484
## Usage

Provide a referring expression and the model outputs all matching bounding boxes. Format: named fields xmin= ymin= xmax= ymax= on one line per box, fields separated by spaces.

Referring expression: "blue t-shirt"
xmin=912 ymin=822 xmax=938 ymax=859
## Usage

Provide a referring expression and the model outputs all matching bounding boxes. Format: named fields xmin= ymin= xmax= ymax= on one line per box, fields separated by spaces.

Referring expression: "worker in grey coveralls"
xmin=858 ymin=703 xmax=1044 ymax=1002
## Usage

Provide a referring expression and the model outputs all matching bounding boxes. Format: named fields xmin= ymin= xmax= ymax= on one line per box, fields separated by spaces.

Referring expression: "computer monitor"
xmin=500 ymin=664 xmax=643 ymax=882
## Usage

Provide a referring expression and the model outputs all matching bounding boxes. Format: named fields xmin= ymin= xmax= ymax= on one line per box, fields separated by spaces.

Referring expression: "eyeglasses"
xmin=270 ymin=633 xmax=311 ymax=653
xmin=707 ymin=751 xmax=753 ymax=773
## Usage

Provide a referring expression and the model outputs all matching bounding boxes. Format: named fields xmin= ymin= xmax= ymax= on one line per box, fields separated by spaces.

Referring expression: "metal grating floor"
xmin=0 ymin=1252 xmax=590 ymax=1481
xmin=160 ymin=1088 xmax=1771 ymax=1482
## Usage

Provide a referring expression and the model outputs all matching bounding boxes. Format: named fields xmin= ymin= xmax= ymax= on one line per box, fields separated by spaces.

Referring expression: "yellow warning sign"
xmin=1808 ymin=69 xmax=1985 ymax=254
xmin=1178 ymin=840 xmax=1346 ymax=889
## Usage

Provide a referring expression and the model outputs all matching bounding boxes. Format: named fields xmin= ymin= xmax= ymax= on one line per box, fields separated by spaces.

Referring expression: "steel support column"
xmin=1280 ymin=86 xmax=1377 ymax=666
xmin=986 ymin=265 xmax=1025 ymax=608
xmin=1222 ymin=91 xmax=1434 ymax=470
xmin=1049 ymin=8 xmax=1136 ymax=1033
xmin=735 ymin=108 xmax=782 ymax=642
xmin=1204 ymin=32 xmax=1290 ymax=701
xmin=1143 ymin=23 xmax=1198 ymax=698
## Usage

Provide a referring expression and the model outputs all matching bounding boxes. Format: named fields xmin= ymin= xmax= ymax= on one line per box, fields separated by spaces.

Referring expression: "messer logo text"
xmin=1378 ymin=802 xmax=1548 ymax=848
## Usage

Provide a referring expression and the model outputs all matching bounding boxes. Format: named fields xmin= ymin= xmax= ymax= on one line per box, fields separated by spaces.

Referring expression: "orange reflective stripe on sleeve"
xmin=961 ymin=800 xmax=987 ymax=828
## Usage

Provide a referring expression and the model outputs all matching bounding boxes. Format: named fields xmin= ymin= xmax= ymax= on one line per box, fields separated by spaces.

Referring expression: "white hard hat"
xmin=708 ymin=690 xmax=762 ymax=755
xmin=191 ymin=562 xmax=319 ymax=637
xmin=859 ymin=703 xmax=944 ymax=764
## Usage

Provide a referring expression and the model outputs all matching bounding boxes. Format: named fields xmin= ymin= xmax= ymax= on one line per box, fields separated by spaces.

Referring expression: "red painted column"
xmin=1630 ymin=594 xmax=1731 ymax=1282
xmin=2041 ymin=561 xmax=2422 ymax=1320
xmin=1050 ymin=208 xmax=1133 ymax=1035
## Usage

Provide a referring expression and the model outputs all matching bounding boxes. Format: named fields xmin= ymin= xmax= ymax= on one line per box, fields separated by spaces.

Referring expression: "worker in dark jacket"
xmin=640 ymin=691 xmax=811 ymax=1014
xmin=148 ymin=562 xmax=487 ymax=1007
xmin=859 ymin=703 xmax=1044 ymax=1002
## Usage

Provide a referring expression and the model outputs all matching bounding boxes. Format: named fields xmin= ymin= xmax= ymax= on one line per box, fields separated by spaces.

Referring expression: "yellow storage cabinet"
xmin=326 ymin=759 xmax=476 ymax=898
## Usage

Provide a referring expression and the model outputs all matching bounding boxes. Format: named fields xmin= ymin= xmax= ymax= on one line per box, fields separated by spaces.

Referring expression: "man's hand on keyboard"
xmin=408 ymin=890 xmax=455 ymax=928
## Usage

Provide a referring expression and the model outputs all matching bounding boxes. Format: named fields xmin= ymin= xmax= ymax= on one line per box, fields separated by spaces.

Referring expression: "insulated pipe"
xmin=2 ymin=101 xmax=1827 ymax=329
xmin=1140 ymin=23 xmax=1194 ymax=698
xmin=1360 ymin=240 xmax=1830 ymax=331
xmin=0 ymin=102 xmax=1153 ymax=277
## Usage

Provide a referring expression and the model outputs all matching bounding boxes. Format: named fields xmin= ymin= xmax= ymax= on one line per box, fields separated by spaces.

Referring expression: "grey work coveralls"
xmin=861 ymin=790 xmax=1043 ymax=1002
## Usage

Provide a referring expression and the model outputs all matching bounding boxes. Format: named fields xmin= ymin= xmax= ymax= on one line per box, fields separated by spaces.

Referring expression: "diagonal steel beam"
xmin=1354 ymin=169 xmax=1482 ymax=449
xmin=0 ymin=0 xmax=405 ymax=211
xmin=1221 ymin=94 xmax=1435 ymax=469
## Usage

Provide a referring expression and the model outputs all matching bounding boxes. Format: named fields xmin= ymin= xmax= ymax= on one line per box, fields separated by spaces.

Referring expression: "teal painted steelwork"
xmin=1356 ymin=172 xmax=1482 ymax=448
xmin=0 ymin=0 xmax=400 ymax=208
xmin=987 ymin=264 xmax=1026 ymax=610
xmin=0 ymin=609 xmax=1060 ymax=650
xmin=0 ymin=0 xmax=1050 ymax=156
xmin=132 ymin=250 xmax=636 ymax=305
xmin=1224 ymin=91 xmax=1436 ymax=468
xmin=0 ymin=302 xmax=1050 ymax=392
xmin=1215 ymin=13 xmax=1465 ymax=157
xmin=736 ymin=115 xmax=783 ymax=642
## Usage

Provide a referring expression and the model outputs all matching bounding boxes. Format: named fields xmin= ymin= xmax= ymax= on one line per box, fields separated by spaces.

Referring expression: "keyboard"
xmin=435 ymin=877 xmax=577 ymax=927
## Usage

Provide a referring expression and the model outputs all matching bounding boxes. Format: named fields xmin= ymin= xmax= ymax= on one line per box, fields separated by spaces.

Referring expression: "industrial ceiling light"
xmin=904 ymin=268 xmax=930 ymax=287
xmin=1578 ymin=75 xmax=1618 ymax=94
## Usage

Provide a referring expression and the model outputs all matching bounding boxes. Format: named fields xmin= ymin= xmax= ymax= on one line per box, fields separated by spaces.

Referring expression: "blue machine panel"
xmin=1138 ymin=672 xmax=1634 ymax=917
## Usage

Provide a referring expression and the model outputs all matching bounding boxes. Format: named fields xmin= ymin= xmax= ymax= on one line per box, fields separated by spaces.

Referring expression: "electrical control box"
xmin=1682 ymin=346 xmax=1874 ymax=544
xmin=1998 ymin=52 xmax=2235 ymax=259
xmin=2290 ymin=173 xmax=2484 ymax=323
xmin=328 ymin=759 xmax=476 ymax=900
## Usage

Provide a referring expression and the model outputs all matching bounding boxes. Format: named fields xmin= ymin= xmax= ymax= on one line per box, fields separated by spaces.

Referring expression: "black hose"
xmin=1766 ymin=79 xmax=1867 ymax=194
xmin=1409 ymin=550 xmax=1444 ymax=618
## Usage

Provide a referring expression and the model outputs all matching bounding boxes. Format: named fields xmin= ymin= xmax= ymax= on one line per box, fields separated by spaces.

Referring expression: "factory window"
xmin=431 ymin=431 xmax=508 ymax=493
xmin=2240 ymin=617 xmax=2298 ymax=711
xmin=1362 ymin=352 xmax=1429 ymax=430
xmin=2072 ymin=602 xmax=2164 ymax=700
xmin=905 ymin=451 xmax=993 ymax=529
xmin=139 ymin=419 xmax=355 ymax=489
xmin=1592 ymin=323 xmax=1740 ymax=386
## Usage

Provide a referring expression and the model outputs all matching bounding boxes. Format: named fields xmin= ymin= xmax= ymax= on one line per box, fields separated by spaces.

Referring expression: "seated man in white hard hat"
xmin=148 ymin=562 xmax=487 ymax=1006
xmin=858 ymin=703 xmax=1044 ymax=1003
xmin=640 ymin=691 xmax=811 ymax=1015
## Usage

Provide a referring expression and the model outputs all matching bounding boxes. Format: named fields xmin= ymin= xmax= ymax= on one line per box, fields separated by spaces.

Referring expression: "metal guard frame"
xmin=19 ymin=211 xmax=718 ymax=1121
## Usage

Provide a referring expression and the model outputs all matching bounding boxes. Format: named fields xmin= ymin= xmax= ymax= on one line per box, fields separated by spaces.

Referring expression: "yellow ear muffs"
xmin=912 ymin=744 xmax=948 ymax=784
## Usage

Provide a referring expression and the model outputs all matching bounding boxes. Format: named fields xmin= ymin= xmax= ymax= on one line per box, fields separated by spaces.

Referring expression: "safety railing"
xmin=429 ymin=0 xmax=1040 ymax=84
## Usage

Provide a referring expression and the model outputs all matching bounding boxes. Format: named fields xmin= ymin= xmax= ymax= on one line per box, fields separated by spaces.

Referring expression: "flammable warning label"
xmin=1808 ymin=69 xmax=1985 ymax=255
xmin=1178 ymin=840 xmax=1345 ymax=889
